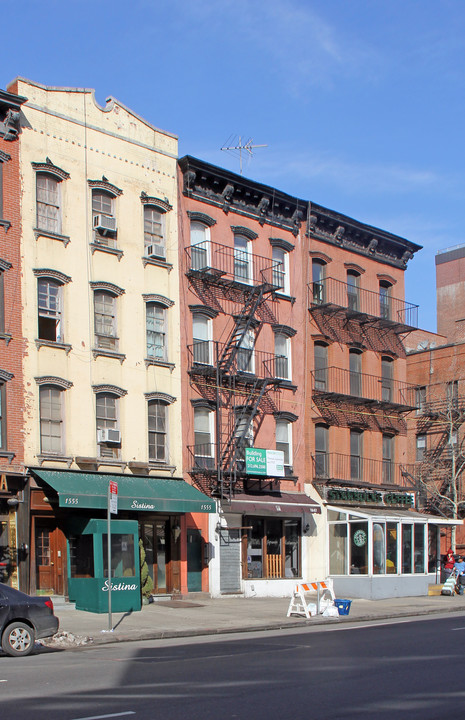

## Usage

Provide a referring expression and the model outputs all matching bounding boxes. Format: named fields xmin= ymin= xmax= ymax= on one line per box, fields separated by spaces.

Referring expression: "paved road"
xmin=2 ymin=614 xmax=465 ymax=720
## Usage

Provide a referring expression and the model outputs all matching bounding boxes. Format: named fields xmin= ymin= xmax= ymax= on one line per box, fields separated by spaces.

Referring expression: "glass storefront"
xmin=244 ymin=516 xmax=301 ymax=579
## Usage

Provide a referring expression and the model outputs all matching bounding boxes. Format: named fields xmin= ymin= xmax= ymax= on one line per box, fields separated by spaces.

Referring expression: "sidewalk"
xmin=44 ymin=592 xmax=465 ymax=650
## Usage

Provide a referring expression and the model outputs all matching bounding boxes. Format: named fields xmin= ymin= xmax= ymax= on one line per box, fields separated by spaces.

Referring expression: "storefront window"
xmin=386 ymin=523 xmax=398 ymax=574
xmin=245 ymin=517 xmax=301 ymax=579
xmin=329 ymin=522 xmax=347 ymax=574
xmin=102 ymin=534 xmax=135 ymax=578
xmin=428 ymin=524 xmax=438 ymax=573
xmin=69 ymin=535 xmax=95 ymax=578
xmin=414 ymin=524 xmax=425 ymax=573
xmin=402 ymin=524 xmax=413 ymax=574
xmin=373 ymin=523 xmax=386 ymax=574
xmin=350 ymin=521 xmax=368 ymax=574
xmin=284 ymin=519 xmax=300 ymax=578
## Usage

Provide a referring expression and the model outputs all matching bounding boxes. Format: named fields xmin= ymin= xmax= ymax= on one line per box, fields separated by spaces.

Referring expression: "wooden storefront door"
xmin=142 ymin=519 xmax=171 ymax=594
xmin=34 ymin=521 xmax=65 ymax=595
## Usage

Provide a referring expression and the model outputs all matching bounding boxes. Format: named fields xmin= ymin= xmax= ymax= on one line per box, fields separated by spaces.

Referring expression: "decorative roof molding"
xmin=90 ymin=281 xmax=125 ymax=296
xmin=274 ymin=411 xmax=298 ymax=423
xmin=272 ymin=324 xmax=297 ymax=338
xmin=144 ymin=392 xmax=176 ymax=404
xmin=309 ymin=250 xmax=332 ymax=264
xmin=0 ymin=150 xmax=11 ymax=163
xmin=0 ymin=369 xmax=13 ymax=382
xmin=377 ymin=273 xmax=397 ymax=286
xmin=140 ymin=192 xmax=172 ymax=212
xmin=88 ymin=177 xmax=123 ymax=196
xmin=0 ymin=258 xmax=12 ymax=272
xmin=33 ymin=268 xmax=71 ymax=284
xmin=189 ymin=304 xmax=218 ymax=318
xmin=187 ymin=211 xmax=217 ymax=227
xmin=269 ymin=237 xmax=294 ymax=252
xmin=92 ymin=384 xmax=127 ymax=397
xmin=179 ymin=156 xmax=305 ymax=236
xmin=142 ymin=293 xmax=174 ymax=307
xmin=35 ymin=375 xmax=72 ymax=389
xmin=344 ymin=262 xmax=366 ymax=275
xmin=0 ymin=109 xmax=22 ymax=142
xmin=32 ymin=157 xmax=70 ymax=181
xmin=231 ymin=225 xmax=258 ymax=241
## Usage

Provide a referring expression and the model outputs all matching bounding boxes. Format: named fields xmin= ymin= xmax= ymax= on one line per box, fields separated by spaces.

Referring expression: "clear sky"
xmin=3 ymin=0 xmax=465 ymax=332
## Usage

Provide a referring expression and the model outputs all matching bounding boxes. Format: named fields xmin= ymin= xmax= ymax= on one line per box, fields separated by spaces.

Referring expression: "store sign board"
xmin=326 ymin=486 xmax=415 ymax=508
xmin=245 ymin=448 xmax=285 ymax=477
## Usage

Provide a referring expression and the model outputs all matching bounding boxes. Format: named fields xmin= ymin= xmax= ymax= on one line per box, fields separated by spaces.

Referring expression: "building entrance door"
xmin=141 ymin=519 xmax=171 ymax=594
xmin=0 ymin=516 xmax=9 ymax=584
xmin=34 ymin=521 xmax=65 ymax=595
xmin=187 ymin=529 xmax=202 ymax=592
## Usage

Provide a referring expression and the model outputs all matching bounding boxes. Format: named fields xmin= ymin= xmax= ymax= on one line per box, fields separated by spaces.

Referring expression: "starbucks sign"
xmin=353 ymin=529 xmax=367 ymax=547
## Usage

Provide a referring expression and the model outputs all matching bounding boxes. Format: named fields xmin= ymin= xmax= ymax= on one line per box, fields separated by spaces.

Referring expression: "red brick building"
xmin=0 ymin=88 xmax=28 ymax=590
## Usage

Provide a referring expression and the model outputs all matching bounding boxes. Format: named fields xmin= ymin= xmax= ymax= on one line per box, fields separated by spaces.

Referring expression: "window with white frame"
xmin=144 ymin=206 xmax=165 ymax=259
xmin=92 ymin=190 xmax=117 ymax=247
xmin=276 ymin=419 xmax=292 ymax=469
xmin=274 ymin=331 xmax=291 ymax=380
xmin=96 ymin=392 xmax=120 ymax=458
xmin=94 ymin=291 xmax=118 ymax=350
xmin=38 ymin=278 xmax=62 ymax=342
xmin=192 ymin=313 xmax=212 ymax=365
xmin=272 ymin=246 xmax=289 ymax=294
xmin=148 ymin=400 xmax=168 ymax=462
xmin=234 ymin=234 xmax=252 ymax=283
xmin=190 ymin=221 xmax=210 ymax=270
xmin=39 ymin=385 xmax=63 ymax=454
xmin=194 ymin=406 xmax=214 ymax=468
xmin=146 ymin=302 xmax=167 ymax=360
xmin=234 ymin=408 xmax=254 ymax=463
xmin=416 ymin=434 xmax=426 ymax=461
xmin=236 ymin=324 xmax=255 ymax=373
xmin=36 ymin=173 xmax=61 ymax=234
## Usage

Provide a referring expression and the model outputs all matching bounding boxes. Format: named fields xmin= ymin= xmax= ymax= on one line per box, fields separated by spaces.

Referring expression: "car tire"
xmin=1 ymin=622 xmax=35 ymax=657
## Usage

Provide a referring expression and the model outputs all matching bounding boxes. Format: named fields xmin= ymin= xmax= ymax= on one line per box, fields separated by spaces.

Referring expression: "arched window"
xmin=146 ymin=302 xmax=167 ymax=360
xmin=36 ymin=173 xmax=61 ymax=234
xmin=379 ymin=280 xmax=392 ymax=320
xmin=234 ymin=234 xmax=252 ymax=284
xmin=272 ymin=246 xmax=289 ymax=294
xmin=38 ymin=278 xmax=63 ymax=342
xmin=94 ymin=290 xmax=118 ymax=350
xmin=190 ymin=221 xmax=210 ymax=270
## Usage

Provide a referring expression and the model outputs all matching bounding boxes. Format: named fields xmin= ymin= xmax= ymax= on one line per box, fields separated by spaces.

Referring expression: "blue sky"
xmin=4 ymin=0 xmax=465 ymax=332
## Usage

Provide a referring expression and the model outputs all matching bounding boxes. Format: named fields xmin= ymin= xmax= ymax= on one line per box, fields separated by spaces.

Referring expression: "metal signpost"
xmin=106 ymin=480 xmax=118 ymax=632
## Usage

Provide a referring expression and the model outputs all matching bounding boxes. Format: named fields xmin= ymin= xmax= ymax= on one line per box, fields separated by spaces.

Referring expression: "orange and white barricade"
xmin=287 ymin=579 xmax=335 ymax=619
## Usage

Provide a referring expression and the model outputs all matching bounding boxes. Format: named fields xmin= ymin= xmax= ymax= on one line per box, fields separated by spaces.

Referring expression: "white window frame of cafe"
xmin=326 ymin=506 xmax=445 ymax=578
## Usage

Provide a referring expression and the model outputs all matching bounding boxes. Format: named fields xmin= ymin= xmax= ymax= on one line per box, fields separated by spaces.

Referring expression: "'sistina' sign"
xmin=326 ymin=486 xmax=415 ymax=508
xmin=102 ymin=580 xmax=138 ymax=592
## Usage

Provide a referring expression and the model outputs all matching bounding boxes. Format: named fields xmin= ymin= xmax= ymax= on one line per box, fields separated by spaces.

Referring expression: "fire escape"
xmin=402 ymin=388 xmax=465 ymax=516
xmin=309 ymin=277 xmax=419 ymax=490
xmin=186 ymin=240 xmax=290 ymax=499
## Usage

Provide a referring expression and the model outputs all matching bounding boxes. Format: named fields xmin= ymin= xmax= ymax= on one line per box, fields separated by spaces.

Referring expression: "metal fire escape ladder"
xmin=217 ymin=286 xmax=266 ymax=375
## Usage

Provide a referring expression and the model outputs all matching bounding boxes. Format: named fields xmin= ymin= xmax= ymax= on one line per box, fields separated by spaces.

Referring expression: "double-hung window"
xmin=190 ymin=222 xmax=210 ymax=270
xmin=146 ymin=302 xmax=166 ymax=360
xmin=272 ymin=247 xmax=289 ymax=293
xmin=94 ymin=291 xmax=118 ymax=350
xmin=236 ymin=324 xmax=255 ymax=373
xmin=276 ymin=419 xmax=292 ymax=470
xmin=39 ymin=385 xmax=63 ymax=455
xmin=192 ymin=313 xmax=212 ymax=366
xmin=194 ymin=407 xmax=214 ymax=468
xmin=144 ymin=206 xmax=165 ymax=260
xmin=36 ymin=173 xmax=61 ymax=234
xmin=38 ymin=278 xmax=62 ymax=342
xmin=234 ymin=234 xmax=251 ymax=283
xmin=148 ymin=400 xmax=168 ymax=463
xmin=347 ymin=270 xmax=360 ymax=311
xmin=96 ymin=392 xmax=121 ymax=458
xmin=92 ymin=190 xmax=117 ymax=247
xmin=274 ymin=332 xmax=291 ymax=380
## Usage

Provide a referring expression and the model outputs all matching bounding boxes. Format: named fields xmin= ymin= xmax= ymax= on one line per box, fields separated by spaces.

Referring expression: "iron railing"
xmin=188 ymin=341 xmax=292 ymax=382
xmin=313 ymin=452 xmax=413 ymax=487
xmin=309 ymin=277 xmax=418 ymax=328
xmin=311 ymin=366 xmax=417 ymax=407
xmin=186 ymin=241 xmax=284 ymax=290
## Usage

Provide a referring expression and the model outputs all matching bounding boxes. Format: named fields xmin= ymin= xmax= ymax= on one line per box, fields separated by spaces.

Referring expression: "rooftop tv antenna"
xmin=221 ymin=135 xmax=267 ymax=175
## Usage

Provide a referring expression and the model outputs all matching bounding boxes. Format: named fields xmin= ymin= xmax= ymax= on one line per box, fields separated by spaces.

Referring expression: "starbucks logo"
xmin=353 ymin=529 xmax=367 ymax=547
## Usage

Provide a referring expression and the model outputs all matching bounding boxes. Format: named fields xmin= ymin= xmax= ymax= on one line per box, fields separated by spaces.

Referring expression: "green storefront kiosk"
xmin=67 ymin=517 xmax=141 ymax=614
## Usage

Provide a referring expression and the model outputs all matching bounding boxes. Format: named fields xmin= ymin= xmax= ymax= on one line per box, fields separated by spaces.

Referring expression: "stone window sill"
xmin=0 ymin=450 xmax=15 ymax=463
xmin=36 ymin=339 xmax=72 ymax=354
xmin=90 ymin=243 xmax=124 ymax=261
xmin=34 ymin=228 xmax=71 ymax=246
xmin=142 ymin=256 xmax=173 ymax=272
xmin=144 ymin=357 xmax=175 ymax=371
xmin=37 ymin=454 xmax=73 ymax=468
xmin=92 ymin=348 xmax=126 ymax=363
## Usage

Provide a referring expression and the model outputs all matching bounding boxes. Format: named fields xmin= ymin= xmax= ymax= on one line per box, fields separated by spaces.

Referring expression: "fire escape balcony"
xmin=309 ymin=277 xmax=418 ymax=333
xmin=188 ymin=442 xmax=217 ymax=474
xmin=311 ymin=367 xmax=417 ymax=412
xmin=313 ymin=452 xmax=413 ymax=488
xmin=185 ymin=241 xmax=284 ymax=292
xmin=188 ymin=341 xmax=294 ymax=386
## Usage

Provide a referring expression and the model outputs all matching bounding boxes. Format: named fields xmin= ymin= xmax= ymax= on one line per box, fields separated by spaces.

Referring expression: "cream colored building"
xmin=7 ymin=78 xmax=214 ymax=598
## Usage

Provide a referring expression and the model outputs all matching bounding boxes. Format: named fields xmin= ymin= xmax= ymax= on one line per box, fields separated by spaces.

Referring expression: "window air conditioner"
xmin=93 ymin=214 xmax=117 ymax=233
xmin=97 ymin=428 xmax=121 ymax=444
xmin=146 ymin=243 xmax=164 ymax=259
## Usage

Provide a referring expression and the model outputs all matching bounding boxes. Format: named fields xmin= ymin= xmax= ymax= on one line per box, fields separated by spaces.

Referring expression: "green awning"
xmin=31 ymin=469 xmax=216 ymax=514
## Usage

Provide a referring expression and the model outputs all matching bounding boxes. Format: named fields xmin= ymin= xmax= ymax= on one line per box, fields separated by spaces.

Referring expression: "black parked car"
xmin=0 ymin=583 xmax=59 ymax=657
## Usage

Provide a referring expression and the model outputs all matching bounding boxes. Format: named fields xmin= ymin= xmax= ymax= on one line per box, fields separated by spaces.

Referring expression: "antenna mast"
xmin=221 ymin=135 xmax=267 ymax=175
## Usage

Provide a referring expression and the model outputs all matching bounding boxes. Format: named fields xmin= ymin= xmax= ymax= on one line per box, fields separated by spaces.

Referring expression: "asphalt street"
xmin=2 ymin=614 xmax=465 ymax=720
